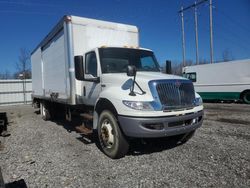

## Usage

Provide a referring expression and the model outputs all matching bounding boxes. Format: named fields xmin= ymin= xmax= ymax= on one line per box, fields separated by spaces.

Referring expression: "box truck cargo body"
xmin=32 ymin=16 xmax=138 ymax=105
xmin=31 ymin=15 xmax=204 ymax=158
xmin=182 ymin=59 xmax=250 ymax=104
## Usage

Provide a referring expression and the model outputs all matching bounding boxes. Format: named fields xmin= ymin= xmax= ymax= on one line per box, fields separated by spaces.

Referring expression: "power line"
xmin=199 ymin=24 xmax=250 ymax=58
xmin=0 ymin=0 xmax=64 ymax=15
xmin=178 ymin=0 xmax=208 ymax=13
xmin=215 ymin=7 xmax=250 ymax=33
xmin=213 ymin=19 xmax=250 ymax=44
xmin=198 ymin=6 xmax=249 ymax=39
xmin=0 ymin=10 xmax=58 ymax=15
xmin=214 ymin=27 xmax=250 ymax=53
xmin=196 ymin=4 xmax=250 ymax=51
xmin=0 ymin=0 xmax=64 ymax=8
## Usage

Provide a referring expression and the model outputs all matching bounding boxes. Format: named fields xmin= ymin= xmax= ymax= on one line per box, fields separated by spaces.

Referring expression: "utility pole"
xmin=194 ymin=1 xmax=199 ymax=65
xmin=209 ymin=0 xmax=214 ymax=64
xmin=23 ymin=71 xmax=26 ymax=104
xmin=180 ymin=6 xmax=186 ymax=67
xmin=179 ymin=0 xmax=212 ymax=65
xmin=19 ymin=73 xmax=26 ymax=104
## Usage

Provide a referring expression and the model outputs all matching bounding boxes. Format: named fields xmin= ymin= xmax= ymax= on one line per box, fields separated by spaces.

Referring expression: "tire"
xmin=242 ymin=91 xmax=250 ymax=104
xmin=97 ymin=110 xmax=129 ymax=159
xmin=40 ymin=102 xmax=51 ymax=121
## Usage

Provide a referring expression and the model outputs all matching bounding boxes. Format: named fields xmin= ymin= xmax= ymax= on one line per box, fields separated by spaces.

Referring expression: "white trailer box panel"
xmin=31 ymin=15 xmax=138 ymax=105
xmin=42 ymin=29 xmax=68 ymax=99
xmin=71 ymin=16 xmax=138 ymax=56
xmin=31 ymin=48 xmax=43 ymax=96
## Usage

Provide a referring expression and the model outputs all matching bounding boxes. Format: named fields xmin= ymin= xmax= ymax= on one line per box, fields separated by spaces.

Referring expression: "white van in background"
xmin=183 ymin=59 xmax=250 ymax=104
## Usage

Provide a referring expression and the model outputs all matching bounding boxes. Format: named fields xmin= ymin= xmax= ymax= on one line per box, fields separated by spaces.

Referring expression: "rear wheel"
xmin=242 ymin=91 xmax=250 ymax=104
xmin=97 ymin=110 xmax=129 ymax=159
xmin=40 ymin=102 xmax=51 ymax=121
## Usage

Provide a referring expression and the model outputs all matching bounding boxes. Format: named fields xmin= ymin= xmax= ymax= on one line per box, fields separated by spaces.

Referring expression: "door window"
xmin=85 ymin=52 xmax=97 ymax=77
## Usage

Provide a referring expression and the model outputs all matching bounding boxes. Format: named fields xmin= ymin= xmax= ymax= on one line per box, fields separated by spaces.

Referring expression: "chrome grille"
xmin=155 ymin=80 xmax=195 ymax=110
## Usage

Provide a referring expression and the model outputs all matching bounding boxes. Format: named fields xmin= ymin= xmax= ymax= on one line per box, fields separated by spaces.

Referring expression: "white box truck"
xmin=182 ymin=59 xmax=250 ymax=104
xmin=31 ymin=15 xmax=204 ymax=158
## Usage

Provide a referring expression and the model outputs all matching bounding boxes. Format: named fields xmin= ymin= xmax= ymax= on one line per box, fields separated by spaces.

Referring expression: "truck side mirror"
xmin=74 ymin=56 xmax=84 ymax=80
xmin=127 ymin=65 xmax=136 ymax=77
xmin=165 ymin=60 xmax=172 ymax=74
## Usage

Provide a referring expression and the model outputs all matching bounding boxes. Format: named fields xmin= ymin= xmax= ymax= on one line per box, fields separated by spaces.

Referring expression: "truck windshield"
xmin=99 ymin=48 xmax=160 ymax=73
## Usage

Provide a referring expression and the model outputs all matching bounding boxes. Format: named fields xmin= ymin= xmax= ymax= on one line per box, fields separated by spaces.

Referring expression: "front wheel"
xmin=97 ymin=110 xmax=129 ymax=159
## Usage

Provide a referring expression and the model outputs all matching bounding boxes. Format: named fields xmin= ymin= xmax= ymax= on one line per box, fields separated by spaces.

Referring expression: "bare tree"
xmin=0 ymin=70 xmax=12 ymax=79
xmin=199 ymin=58 xmax=210 ymax=65
xmin=222 ymin=49 xmax=233 ymax=62
xmin=171 ymin=62 xmax=183 ymax=76
xmin=15 ymin=48 xmax=31 ymax=104
xmin=170 ymin=58 xmax=209 ymax=76
xmin=171 ymin=60 xmax=194 ymax=76
xmin=15 ymin=48 xmax=31 ymax=79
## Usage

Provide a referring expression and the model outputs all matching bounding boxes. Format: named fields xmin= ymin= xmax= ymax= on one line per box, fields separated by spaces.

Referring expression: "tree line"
xmin=1 ymin=48 xmax=234 ymax=79
xmin=170 ymin=49 xmax=234 ymax=76
xmin=0 ymin=48 xmax=31 ymax=80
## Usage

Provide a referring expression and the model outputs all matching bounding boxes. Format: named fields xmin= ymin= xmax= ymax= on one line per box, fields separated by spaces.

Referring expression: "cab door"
xmin=82 ymin=50 xmax=101 ymax=106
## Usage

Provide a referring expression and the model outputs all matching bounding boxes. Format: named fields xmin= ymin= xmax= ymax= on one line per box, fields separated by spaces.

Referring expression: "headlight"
xmin=194 ymin=97 xmax=203 ymax=106
xmin=122 ymin=100 xmax=153 ymax=111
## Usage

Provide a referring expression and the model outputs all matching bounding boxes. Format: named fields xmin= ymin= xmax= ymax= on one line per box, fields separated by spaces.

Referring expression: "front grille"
xmin=156 ymin=80 xmax=195 ymax=110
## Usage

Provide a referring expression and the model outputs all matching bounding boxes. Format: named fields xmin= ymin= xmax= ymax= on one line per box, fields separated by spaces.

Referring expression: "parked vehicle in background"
xmin=31 ymin=15 xmax=204 ymax=158
xmin=183 ymin=59 xmax=250 ymax=104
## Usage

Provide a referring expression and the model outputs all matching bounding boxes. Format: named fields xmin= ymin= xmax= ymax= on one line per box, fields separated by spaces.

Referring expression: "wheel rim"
xmin=41 ymin=104 xmax=46 ymax=116
xmin=100 ymin=119 xmax=114 ymax=148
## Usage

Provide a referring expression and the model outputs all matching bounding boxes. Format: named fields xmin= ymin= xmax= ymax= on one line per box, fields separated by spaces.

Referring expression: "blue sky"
xmin=0 ymin=0 xmax=250 ymax=74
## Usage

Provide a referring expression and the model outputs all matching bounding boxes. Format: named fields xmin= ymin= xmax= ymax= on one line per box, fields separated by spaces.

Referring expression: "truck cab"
xmin=75 ymin=46 xmax=203 ymax=158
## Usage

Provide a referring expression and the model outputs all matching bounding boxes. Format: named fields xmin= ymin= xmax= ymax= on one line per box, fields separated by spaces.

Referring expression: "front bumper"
xmin=118 ymin=110 xmax=203 ymax=138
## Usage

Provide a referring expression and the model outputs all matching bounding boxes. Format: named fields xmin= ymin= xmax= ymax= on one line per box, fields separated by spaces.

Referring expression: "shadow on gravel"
xmin=53 ymin=116 xmax=98 ymax=146
xmin=127 ymin=137 xmax=183 ymax=156
xmin=5 ymin=179 xmax=27 ymax=188
xmin=218 ymin=118 xmax=250 ymax=125
xmin=203 ymin=100 xmax=244 ymax=104
xmin=56 ymin=119 xmax=96 ymax=145
xmin=52 ymin=116 xmax=183 ymax=156
xmin=34 ymin=110 xmax=40 ymax=115
xmin=33 ymin=109 xmax=97 ymax=145
xmin=33 ymin=110 xmax=184 ymax=156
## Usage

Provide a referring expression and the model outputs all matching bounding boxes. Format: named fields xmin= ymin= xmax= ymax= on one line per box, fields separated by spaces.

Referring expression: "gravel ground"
xmin=0 ymin=103 xmax=250 ymax=187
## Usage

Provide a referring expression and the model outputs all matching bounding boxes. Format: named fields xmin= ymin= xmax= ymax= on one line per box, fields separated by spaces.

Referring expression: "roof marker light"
xmin=65 ymin=15 xmax=72 ymax=22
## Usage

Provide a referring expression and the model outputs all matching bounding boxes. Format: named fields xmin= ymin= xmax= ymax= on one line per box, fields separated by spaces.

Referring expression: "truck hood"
xmin=101 ymin=72 xmax=187 ymax=99
xmin=102 ymin=72 xmax=186 ymax=85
